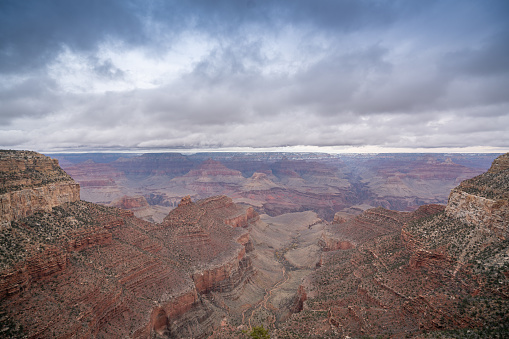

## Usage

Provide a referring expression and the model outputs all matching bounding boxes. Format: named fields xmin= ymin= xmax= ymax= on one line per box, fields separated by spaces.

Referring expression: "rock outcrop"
xmin=445 ymin=153 xmax=509 ymax=239
xmin=0 ymin=150 xmax=80 ymax=226
xmin=320 ymin=205 xmax=444 ymax=251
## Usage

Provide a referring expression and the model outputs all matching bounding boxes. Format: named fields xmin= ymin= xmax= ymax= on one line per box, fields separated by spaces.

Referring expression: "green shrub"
xmin=249 ymin=325 xmax=270 ymax=339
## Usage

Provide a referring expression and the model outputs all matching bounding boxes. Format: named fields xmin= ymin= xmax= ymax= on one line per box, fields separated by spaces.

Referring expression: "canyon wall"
xmin=446 ymin=190 xmax=508 ymax=238
xmin=0 ymin=152 xmax=260 ymax=338
xmin=0 ymin=182 xmax=80 ymax=226
xmin=0 ymin=151 xmax=80 ymax=226
xmin=1 ymin=196 xmax=258 ymax=338
xmin=276 ymin=153 xmax=509 ymax=338
xmin=445 ymin=153 xmax=509 ymax=239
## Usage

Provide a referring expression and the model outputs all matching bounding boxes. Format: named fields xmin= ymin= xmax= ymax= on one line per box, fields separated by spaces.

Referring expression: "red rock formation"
xmin=0 ymin=152 xmax=261 ymax=338
xmin=224 ymin=206 xmax=258 ymax=228
xmin=62 ymin=160 xmax=124 ymax=186
xmin=179 ymin=195 xmax=192 ymax=206
xmin=111 ymin=153 xmax=194 ymax=177
xmin=0 ymin=246 xmax=68 ymax=299
xmin=184 ymin=159 xmax=244 ymax=178
xmin=276 ymin=153 xmax=509 ymax=338
xmin=66 ymin=228 xmax=113 ymax=252
xmin=0 ymin=151 xmax=80 ymax=226
xmin=110 ymin=195 xmax=150 ymax=210
xmin=320 ymin=207 xmax=436 ymax=251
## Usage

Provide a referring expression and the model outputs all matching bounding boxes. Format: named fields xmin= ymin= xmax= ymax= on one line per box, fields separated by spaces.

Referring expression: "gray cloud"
xmin=91 ymin=58 xmax=125 ymax=80
xmin=0 ymin=0 xmax=508 ymax=152
xmin=0 ymin=0 xmax=144 ymax=74
xmin=0 ymin=76 xmax=61 ymax=125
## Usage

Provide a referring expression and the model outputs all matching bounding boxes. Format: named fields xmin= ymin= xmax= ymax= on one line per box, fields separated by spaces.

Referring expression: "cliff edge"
xmin=446 ymin=153 xmax=509 ymax=239
xmin=0 ymin=151 xmax=80 ymax=226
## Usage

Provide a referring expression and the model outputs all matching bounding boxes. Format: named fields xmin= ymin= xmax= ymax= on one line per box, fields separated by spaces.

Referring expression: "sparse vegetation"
xmin=246 ymin=325 xmax=270 ymax=339
xmin=0 ymin=151 xmax=74 ymax=194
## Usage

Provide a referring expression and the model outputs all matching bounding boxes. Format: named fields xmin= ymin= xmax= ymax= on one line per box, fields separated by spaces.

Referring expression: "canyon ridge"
xmin=54 ymin=152 xmax=495 ymax=223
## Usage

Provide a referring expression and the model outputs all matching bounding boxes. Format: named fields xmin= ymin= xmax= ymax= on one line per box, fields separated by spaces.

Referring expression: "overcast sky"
xmin=1 ymin=0 xmax=508 ymax=153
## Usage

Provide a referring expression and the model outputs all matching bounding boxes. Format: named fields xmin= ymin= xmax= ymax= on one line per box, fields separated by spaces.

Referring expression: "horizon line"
xmin=25 ymin=145 xmax=509 ymax=155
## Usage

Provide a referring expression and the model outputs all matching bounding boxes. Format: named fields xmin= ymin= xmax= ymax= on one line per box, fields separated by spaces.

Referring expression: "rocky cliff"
xmin=1 ymin=197 xmax=258 ymax=338
xmin=276 ymin=153 xmax=509 ymax=338
xmin=0 ymin=151 xmax=260 ymax=338
xmin=320 ymin=204 xmax=444 ymax=251
xmin=445 ymin=152 xmax=509 ymax=239
xmin=0 ymin=151 xmax=80 ymax=226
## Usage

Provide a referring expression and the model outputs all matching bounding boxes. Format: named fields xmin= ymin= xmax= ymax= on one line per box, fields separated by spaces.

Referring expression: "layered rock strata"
xmin=276 ymin=153 xmax=509 ymax=338
xmin=0 ymin=151 xmax=260 ymax=338
xmin=320 ymin=204 xmax=444 ymax=251
xmin=1 ymin=196 xmax=258 ymax=338
xmin=445 ymin=153 xmax=509 ymax=239
xmin=0 ymin=151 xmax=80 ymax=226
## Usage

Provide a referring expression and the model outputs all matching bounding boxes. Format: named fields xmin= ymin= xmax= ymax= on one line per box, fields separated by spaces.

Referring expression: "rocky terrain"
xmin=53 ymin=152 xmax=497 ymax=222
xmin=272 ymin=153 xmax=509 ymax=338
xmin=1 ymin=151 xmax=80 ymax=226
xmin=1 ymin=150 xmax=507 ymax=338
xmin=0 ymin=151 xmax=261 ymax=338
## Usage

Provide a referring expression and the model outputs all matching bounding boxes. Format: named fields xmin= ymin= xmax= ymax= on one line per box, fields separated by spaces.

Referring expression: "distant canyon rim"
xmin=53 ymin=152 xmax=498 ymax=223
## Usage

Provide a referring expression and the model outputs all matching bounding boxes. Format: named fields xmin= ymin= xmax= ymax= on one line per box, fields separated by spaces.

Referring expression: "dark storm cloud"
xmin=0 ymin=0 xmax=143 ymax=73
xmin=0 ymin=0 xmax=393 ymax=74
xmin=443 ymin=30 xmax=509 ymax=77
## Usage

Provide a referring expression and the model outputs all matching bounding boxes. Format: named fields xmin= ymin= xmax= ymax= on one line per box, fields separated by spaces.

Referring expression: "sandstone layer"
xmin=446 ymin=152 xmax=509 ymax=239
xmin=0 ymin=150 xmax=80 ymax=226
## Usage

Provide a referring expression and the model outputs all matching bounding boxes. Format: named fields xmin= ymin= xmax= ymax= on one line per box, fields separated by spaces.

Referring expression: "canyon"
xmin=54 ymin=152 xmax=495 ymax=223
xmin=272 ymin=153 xmax=509 ymax=338
xmin=0 ymin=150 xmax=507 ymax=338
xmin=1 ymin=152 xmax=260 ymax=337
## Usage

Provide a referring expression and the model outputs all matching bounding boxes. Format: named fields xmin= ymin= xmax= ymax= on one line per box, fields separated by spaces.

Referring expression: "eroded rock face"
xmin=1 ymin=196 xmax=259 ymax=338
xmin=446 ymin=153 xmax=509 ymax=239
xmin=276 ymin=153 xmax=509 ymax=339
xmin=0 ymin=151 xmax=80 ymax=226
xmin=446 ymin=190 xmax=509 ymax=238
xmin=110 ymin=195 xmax=150 ymax=210
xmin=320 ymin=205 xmax=444 ymax=251
xmin=0 ymin=182 xmax=80 ymax=225
xmin=0 ymin=153 xmax=260 ymax=338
